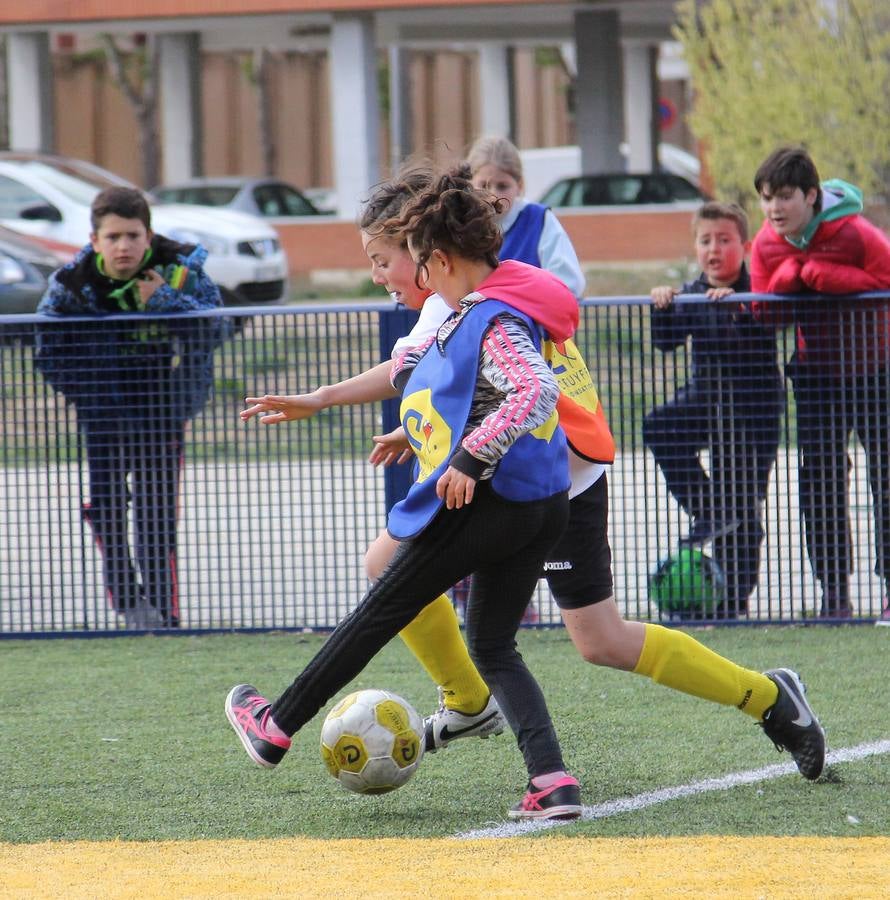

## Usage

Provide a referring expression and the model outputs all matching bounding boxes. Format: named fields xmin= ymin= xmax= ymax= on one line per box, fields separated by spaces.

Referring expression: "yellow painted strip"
xmin=1 ymin=836 xmax=887 ymax=898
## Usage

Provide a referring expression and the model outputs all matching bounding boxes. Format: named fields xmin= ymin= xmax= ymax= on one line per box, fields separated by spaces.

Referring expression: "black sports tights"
xmin=271 ymin=482 xmax=569 ymax=778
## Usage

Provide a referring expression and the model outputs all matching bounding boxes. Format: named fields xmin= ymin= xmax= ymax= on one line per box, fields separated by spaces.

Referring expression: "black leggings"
xmin=271 ymin=482 xmax=570 ymax=778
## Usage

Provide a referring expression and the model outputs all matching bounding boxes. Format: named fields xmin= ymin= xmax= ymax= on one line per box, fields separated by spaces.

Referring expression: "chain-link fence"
xmin=1 ymin=293 xmax=887 ymax=635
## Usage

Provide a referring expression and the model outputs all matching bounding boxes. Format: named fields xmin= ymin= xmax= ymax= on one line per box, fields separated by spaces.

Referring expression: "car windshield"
xmin=8 ymin=160 xmax=122 ymax=205
xmin=155 ymin=186 xmax=241 ymax=206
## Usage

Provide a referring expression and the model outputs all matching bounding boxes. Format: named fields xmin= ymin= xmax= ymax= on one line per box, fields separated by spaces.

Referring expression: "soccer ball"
xmin=648 ymin=547 xmax=726 ymax=619
xmin=320 ymin=689 xmax=424 ymax=795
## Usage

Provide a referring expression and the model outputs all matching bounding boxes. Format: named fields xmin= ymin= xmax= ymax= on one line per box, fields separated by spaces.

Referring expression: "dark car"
xmin=0 ymin=226 xmax=68 ymax=315
xmin=539 ymin=173 xmax=707 ymax=208
xmin=151 ymin=176 xmax=324 ymax=218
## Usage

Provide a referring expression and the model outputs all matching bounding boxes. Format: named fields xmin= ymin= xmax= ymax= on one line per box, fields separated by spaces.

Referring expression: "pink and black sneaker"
xmin=508 ymin=775 xmax=582 ymax=821
xmin=225 ymin=684 xmax=291 ymax=768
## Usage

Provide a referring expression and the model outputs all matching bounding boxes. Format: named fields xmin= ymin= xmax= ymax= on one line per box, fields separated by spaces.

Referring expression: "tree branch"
xmin=100 ymin=34 xmax=142 ymax=110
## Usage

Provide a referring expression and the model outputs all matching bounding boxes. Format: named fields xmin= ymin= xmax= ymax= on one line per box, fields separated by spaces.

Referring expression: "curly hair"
xmin=359 ymin=164 xmax=435 ymax=245
xmin=388 ymin=166 xmax=505 ymax=284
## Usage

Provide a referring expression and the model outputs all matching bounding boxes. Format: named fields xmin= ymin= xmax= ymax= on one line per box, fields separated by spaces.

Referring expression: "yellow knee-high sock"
xmin=399 ymin=594 xmax=491 ymax=714
xmin=633 ymin=624 xmax=778 ymax=719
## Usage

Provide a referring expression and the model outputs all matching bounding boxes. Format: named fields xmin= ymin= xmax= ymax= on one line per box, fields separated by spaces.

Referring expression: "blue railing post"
xmin=377 ymin=304 xmax=420 ymax=513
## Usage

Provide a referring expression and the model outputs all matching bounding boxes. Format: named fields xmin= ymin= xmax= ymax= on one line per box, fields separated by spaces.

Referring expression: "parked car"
xmin=539 ymin=172 xmax=707 ymax=208
xmin=302 ymin=186 xmax=337 ymax=215
xmin=0 ymin=225 xmax=67 ymax=315
xmin=152 ymin=176 xmax=324 ymax=219
xmin=0 ymin=153 xmax=289 ymax=306
xmin=520 ymin=143 xmax=703 ymax=201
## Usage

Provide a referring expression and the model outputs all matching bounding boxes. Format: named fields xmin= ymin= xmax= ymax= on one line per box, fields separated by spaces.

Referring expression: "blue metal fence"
xmin=1 ymin=293 xmax=887 ymax=635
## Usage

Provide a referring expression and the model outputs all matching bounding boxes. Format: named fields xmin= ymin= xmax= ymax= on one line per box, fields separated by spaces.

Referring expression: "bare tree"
xmin=100 ymin=33 xmax=160 ymax=188
xmin=0 ymin=37 xmax=8 ymax=150
xmin=245 ymin=48 xmax=276 ymax=176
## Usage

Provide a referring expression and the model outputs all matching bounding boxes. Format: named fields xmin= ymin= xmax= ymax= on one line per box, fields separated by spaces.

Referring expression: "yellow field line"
xmin=2 ymin=836 xmax=887 ymax=899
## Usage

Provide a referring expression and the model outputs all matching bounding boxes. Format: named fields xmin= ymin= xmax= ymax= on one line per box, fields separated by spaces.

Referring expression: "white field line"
xmin=455 ymin=739 xmax=890 ymax=840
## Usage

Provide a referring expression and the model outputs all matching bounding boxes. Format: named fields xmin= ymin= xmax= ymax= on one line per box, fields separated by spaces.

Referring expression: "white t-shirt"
xmin=390 ymin=292 xmax=451 ymax=359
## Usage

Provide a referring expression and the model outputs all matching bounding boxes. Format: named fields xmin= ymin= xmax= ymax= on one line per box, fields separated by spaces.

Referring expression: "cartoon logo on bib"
xmin=544 ymin=337 xmax=602 ymax=412
xmin=401 ymin=388 xmax=452 ymax=482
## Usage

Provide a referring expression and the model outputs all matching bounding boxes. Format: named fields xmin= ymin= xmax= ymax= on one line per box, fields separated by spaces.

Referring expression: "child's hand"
xmin=650 ymin=286 xmax=678 ymax=309
xmin=241 ymin=393 xmax=322 ymax=424
xmin=705 ymin=287 xmax=735 ymax=301
xmin=436 ymin=466 xmax=476 ymax=509
xmin=369 ymin=427 xmax=412 ymax=467
xmin=136 ymin=269 xmax=166 ymax=305
xmin=769 ymin=257 xmax=805 ymax=293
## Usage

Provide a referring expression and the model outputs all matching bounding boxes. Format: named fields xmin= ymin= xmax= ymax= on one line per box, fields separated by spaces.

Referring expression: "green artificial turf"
xmin=2 ymin=625 xmax=888 ymax=842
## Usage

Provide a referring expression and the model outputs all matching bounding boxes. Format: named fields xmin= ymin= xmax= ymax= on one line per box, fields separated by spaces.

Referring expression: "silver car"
xmin=151 ymin=177 xmax=326 ymax=218
xmin=0 ymin=226 xmax=67 ymax=316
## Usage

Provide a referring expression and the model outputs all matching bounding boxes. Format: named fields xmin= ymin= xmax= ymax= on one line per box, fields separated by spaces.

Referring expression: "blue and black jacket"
xmin=35 ymin=234 xmax=227 ymax=425
xmin=650 ymin=264 xmax=781 ymax=395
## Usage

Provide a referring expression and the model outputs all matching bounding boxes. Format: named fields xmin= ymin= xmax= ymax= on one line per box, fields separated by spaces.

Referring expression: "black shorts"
xmin=543 ymin=474 xmax=614 ymax=609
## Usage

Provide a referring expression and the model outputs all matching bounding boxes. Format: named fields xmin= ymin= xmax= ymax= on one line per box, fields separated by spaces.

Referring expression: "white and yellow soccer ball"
xmin=320 ymin=689 xmax=424 ymax=795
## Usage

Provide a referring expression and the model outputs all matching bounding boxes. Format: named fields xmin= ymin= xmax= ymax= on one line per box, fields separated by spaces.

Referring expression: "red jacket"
xmin=751 ymin=213 xmax=890 ymax=375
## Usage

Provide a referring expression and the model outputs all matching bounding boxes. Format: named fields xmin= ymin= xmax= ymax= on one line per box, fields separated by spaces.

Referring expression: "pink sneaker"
xmin=877 ymin=598 xmax=890 ymax=627
xmin=225 ymin=684 xmax=291 ymax=768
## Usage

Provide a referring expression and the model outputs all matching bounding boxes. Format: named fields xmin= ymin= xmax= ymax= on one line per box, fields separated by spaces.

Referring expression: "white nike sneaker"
xmin=423 ymin=689 xmax=506 ymax=753
xmin=760 ymin=668 xmax=826 ymax=780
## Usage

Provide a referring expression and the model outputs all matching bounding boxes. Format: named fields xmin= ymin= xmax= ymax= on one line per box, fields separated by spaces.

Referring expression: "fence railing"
xmin=1 ymin=293 xmax=887 ymax=635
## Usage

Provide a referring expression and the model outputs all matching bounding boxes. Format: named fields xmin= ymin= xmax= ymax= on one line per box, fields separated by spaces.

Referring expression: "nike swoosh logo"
xmin=439 ymin=711 xmax=500 ymax=740
xmin=777 ymin=672 xmax=813 ymax=727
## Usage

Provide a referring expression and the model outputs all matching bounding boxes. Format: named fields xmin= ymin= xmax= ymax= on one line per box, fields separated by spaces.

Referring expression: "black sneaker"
xmin=760 ymin=668 xmax=826 ymax=780
xmin=225 ymin=684 xmax=291 ymax=768
xmin=680 ymin=517 xmax=740 ymax=545
xmin=507 ymin=775 xmax=582 ymax=820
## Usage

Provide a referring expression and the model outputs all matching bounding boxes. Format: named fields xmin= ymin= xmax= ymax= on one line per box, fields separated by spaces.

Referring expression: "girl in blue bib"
xmin=226 ymin=170 xmax=581 ymax=820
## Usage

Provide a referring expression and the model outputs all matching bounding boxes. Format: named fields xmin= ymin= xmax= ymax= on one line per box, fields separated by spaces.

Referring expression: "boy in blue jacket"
xmin=36 ymin=187 xmax=223 ymax=628
xmin=643 ymin=202 xmax=783 ymax=618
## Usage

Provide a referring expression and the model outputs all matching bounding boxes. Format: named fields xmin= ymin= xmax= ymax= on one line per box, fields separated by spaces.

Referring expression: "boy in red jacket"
xmin=750 ymin=146 xmax=890 ymax=619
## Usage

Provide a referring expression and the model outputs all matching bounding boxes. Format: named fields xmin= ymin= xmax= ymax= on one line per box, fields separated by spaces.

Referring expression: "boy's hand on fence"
xmin=241 ymin=393 xmax=322 ymax=424
xmin=650 ymin=286 xmax=678 ymax=309
xmin=369 ymin=427 xmax=412 ymax=467
xmin=705 ymin=287 xmax=735 ymax=301
xmin=437 ymin=467 xmax=476 ymax=509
